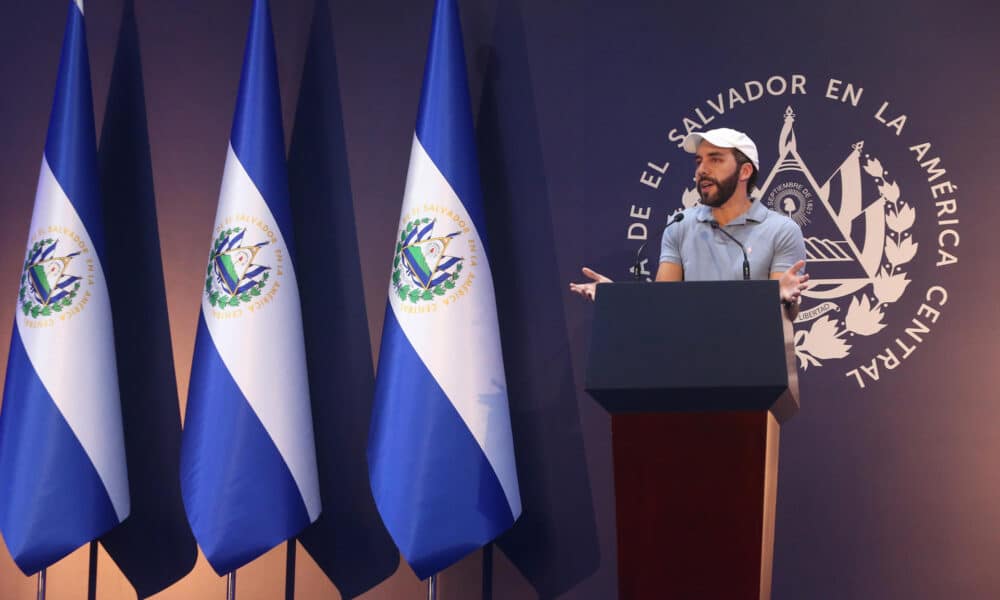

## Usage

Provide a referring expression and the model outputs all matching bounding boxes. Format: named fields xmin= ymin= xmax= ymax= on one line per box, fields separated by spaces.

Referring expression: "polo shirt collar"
xmin=695 ymin=200 xmax=769 ymax=225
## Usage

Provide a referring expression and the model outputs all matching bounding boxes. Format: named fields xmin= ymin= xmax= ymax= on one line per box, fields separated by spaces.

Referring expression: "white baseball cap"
xmin=682 ymin=128 xmax=759 ymax=171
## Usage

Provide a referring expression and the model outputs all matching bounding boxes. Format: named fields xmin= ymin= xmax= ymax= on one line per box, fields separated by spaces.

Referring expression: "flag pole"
xmin=284 ymin=541 xmax=296 ymax=600
xmin=226 ymin=571 xmax=236 ymax=600
xmin=428 ymin=574 xmax=437 ymax=600
xmin=482 ymin=543 xmax=493 ymax=600
xmin=87 ymin=540 xmax=98 ymax=600
xmin=36 ymin=569 xmax=46 ymax=600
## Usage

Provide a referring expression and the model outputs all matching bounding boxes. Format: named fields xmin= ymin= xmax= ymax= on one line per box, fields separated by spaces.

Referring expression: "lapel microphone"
xmin=710 ymin=222 xmax=750 ymax=280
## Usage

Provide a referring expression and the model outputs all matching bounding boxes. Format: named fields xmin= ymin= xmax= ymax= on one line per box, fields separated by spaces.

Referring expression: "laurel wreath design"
xmin=392 ymin=217 xmax=463 ymax=304
xmin=794 ymin=156 xmax=916 ymax=369
xmin=18 ymin=238 xmax=80 ymax=319
xmin=205 ymin=227 xmax=269 ymax=309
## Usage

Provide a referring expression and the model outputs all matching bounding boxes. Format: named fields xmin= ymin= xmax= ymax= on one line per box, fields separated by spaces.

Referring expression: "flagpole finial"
xmin=74 ymin=0 xmax=84 ymax=15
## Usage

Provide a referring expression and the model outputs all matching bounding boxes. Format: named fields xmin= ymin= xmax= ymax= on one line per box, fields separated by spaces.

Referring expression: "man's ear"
xmin=739 ymin=162 xmax=754 ymax=182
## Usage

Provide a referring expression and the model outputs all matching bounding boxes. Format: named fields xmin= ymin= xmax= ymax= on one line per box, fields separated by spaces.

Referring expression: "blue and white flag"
xmin=180 ymin=0 xmax=321 ymax=575
xmin=96 ymin=1 xmax=198 ymax=595
xmin=0 ymin=0 xmax=129 ymax=575
xmin=368 ymin=0 xmax=521 ymax=579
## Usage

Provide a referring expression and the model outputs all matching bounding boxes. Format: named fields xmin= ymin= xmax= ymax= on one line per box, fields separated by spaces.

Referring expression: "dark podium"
xmin=585 ymin=281 xmax=799 ymax=599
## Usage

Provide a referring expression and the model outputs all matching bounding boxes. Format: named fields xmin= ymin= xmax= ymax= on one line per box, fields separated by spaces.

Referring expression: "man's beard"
xmin=698 ymin=168 xmax=739 ymax=208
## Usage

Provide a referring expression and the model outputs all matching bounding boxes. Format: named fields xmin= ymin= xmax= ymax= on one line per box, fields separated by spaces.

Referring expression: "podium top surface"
xmin=584 ymin=281 xmax=798 ymax=418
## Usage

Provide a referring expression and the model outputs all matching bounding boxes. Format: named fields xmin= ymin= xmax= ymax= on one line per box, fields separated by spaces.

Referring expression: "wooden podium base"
xmin=611 ymin=411 xmax=781 ymax=600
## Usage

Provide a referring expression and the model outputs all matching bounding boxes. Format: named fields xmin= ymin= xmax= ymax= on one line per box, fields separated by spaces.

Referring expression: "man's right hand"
xmin=569 ymin=267 xmax=612 ymax=301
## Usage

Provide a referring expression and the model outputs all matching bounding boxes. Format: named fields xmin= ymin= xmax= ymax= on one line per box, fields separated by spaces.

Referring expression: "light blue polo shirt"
xmin=660 ymin=201 xmax=805 ymax=280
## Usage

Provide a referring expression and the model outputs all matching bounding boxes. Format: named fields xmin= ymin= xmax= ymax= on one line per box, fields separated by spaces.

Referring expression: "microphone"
xmin=710 ymin=222 xmax=750 ymax=280
xmin=633 ymin=212 xmax=685 ymax=281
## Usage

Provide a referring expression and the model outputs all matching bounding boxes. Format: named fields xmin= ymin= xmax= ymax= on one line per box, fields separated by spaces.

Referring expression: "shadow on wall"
xmin=288 ymin=0 xmax=399 ymax=597
xmin=477 ymin=0 xmax=602 ymax=597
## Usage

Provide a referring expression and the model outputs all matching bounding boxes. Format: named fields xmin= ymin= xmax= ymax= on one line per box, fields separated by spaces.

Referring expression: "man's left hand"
xmin=778 ymin=260 xmax=810 ymax=304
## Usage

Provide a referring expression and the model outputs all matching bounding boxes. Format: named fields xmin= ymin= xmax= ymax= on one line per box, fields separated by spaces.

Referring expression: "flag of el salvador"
xmin=368 ymin=0 xmax=522 ymax=579
xmin=180 ymin=0 xmax=321 ymax=575
xmin=0 ymin=0 xmax=130 ymax=574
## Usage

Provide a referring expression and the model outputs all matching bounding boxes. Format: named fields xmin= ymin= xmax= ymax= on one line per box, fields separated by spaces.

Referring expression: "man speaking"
xmin=570 ymin=127 xmax=809 ymax=317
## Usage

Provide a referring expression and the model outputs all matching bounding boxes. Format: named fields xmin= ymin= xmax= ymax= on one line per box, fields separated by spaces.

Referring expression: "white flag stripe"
xmin=202 ymin=145 xmax=321 ymax=520
xmin=389 ymin=136 xmax=521 ymax=516
xmin=16 ymin=157 xmax=129 ymax=520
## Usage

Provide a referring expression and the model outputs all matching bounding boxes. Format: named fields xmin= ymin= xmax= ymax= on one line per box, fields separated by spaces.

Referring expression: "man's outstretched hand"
xmin=779 ymin=260 xmax=810 ymax=305
xmin=569 ymin=267 xmax=612 ymax=301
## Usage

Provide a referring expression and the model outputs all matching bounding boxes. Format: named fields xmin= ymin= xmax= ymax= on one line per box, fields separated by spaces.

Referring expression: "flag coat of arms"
xmin=368 ymin=0 xmax=522 ymax=579
xmin=180 ymin=0 xmax=321 ymax=575
xmin=0 ymin=0 xmax=130 ymax=574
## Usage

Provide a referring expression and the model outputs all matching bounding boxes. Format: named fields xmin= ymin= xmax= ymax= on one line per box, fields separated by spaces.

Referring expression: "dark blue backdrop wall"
xmin=0 ymin=1 xmax=997 ymax=598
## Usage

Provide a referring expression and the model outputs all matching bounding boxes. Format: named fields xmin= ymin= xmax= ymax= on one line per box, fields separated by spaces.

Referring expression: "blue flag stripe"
xmin=181 ymin=315 xmax=311 ymax=574
xmin=0 ymin=332 xmax=118 ymax=574
xmin=43 ymin=3 xmax=107 ymax=264
xmin=229 ymin=0 xmax=297 ymax=270
xmin=369 ymin=308 xmax=514 ymax=579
